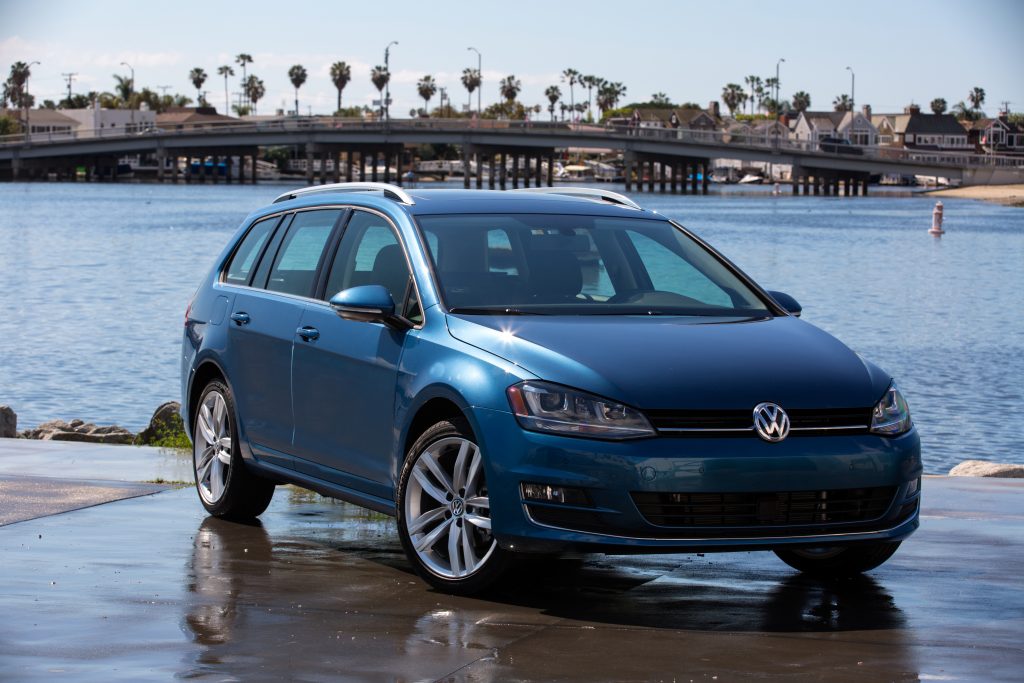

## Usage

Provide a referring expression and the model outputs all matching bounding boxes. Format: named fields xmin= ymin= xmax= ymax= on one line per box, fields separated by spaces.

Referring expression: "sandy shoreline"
xmin=926 ymin=183 xmax=1024 ymax=206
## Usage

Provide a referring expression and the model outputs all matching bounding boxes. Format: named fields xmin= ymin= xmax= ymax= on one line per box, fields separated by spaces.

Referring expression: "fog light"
xmin=521 ymin=482 xmax=589 ymax=506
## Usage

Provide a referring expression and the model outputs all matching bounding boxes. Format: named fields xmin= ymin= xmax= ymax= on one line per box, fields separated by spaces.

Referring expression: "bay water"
xmin=1 ymin=181 xmax=1021 ymax=473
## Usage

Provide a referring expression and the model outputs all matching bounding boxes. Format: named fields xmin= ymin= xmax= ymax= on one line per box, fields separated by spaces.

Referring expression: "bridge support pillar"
xmin=546 ymin=154 xmax=554 ymax=187
xmin=701 ymin=162 xmax=709 ymax=194
xmin=623 ymin=152 xmax=633 ymax=192
xmin=861 ymin=177 xmax=868 ymax=196
xmin=487 ymin=154 xmax=495 ymax=189
xmin=802 ymin=175 xmax=809 ymax=195
xmin=333 ymin=151 xmax=341 ymax=184
xmin=500 ymin=152 xmax=508 ymax=190
xmin=156 ymin=153 xmax=165 ymax=183
xmin=645 ymin=160 xmax=654 ymax=193
xmin=512 ymin=154 xmax=520 ymax=189
xmin=369 ymin=152 xmax=377 ymax=182
xmin=690 ymin=163 xmax=698 ymax=193
xmin=384 ymin=150 xmax=392 ymax=184
xmin=251 ymin=152 xmax=259 ymax=184
xmin=214 ymin=155 xmax=222 ymax=184
xmin=462 ymin=145 xmax=471 ymax=189
xmin=305 ymin=146 xmax=314 ymax=184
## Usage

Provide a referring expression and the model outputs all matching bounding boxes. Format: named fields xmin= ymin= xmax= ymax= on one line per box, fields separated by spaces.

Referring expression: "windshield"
xmin=416 ymin=213 xmax=771 ymax=316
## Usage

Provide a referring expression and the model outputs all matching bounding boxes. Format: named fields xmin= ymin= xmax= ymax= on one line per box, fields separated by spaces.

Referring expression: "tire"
xmin=396 ymin=418 xmax=513 ymax=595
xmin=192 ymin=380 xmax=275 ymax=521
xmin=774 ymin=541 xmax=901 ymax=577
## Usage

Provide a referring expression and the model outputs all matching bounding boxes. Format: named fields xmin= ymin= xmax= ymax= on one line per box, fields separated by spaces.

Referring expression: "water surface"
xmin=1 ymin=181 xmax=1021 ymax=472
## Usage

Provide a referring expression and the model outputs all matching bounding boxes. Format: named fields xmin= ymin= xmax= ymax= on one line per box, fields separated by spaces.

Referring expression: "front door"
xmin=290 ymin=210 xmax=417 ymax=498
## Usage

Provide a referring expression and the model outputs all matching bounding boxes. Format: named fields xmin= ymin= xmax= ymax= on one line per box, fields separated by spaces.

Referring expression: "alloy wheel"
xmin=403 ymin=436 xmax=495 ymax=579
xmin=194 ymin=390 xmax=233 ymax=504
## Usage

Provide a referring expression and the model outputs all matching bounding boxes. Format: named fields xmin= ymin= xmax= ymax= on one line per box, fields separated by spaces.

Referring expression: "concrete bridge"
xmin=2 ymin=118 xmax=1021 ymax=194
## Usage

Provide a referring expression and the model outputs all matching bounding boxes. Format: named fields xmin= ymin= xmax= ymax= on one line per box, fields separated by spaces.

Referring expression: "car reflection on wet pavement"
xmin=2 ymin=478 xmax=1022 ymax=681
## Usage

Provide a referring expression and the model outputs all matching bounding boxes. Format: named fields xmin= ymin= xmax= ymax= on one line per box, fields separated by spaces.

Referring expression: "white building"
xmin=60 ymin=102 xmax=156 ymax=137
xmin=792 ymin=109 xmax=878 ymax=147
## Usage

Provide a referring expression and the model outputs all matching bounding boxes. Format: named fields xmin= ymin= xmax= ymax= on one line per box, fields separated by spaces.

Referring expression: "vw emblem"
xmin=451 ymin=498 xmax=465 ymax=517
xmin=753 ymin=402 xmax=790 ymax=443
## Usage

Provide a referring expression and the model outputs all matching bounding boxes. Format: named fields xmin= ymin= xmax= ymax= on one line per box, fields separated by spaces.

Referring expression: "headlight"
xmin=870 ymin=382 xmax=913 ymax=436
xmin=506 ymin=381 xmax=655 ymax=440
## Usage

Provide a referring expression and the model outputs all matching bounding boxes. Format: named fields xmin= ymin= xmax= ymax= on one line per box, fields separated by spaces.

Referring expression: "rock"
xmin=949 ymin=460 xmax=1024 ymax=478
xmin=19 ymin=418 xmax=135 ymax=445
xmin=0 ymin=405 xmax=16 ymax=438
xmin=135 ymin=401 xmax=183 ymax=445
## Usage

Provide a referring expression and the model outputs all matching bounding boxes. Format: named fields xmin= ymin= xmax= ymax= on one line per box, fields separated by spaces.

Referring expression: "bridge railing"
xmin=2 ymin=117 xmax=1022 ymax=170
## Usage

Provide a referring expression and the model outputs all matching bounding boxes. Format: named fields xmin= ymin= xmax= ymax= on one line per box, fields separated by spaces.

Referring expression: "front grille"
xmin=646 ymin=407 xmax=872 ymax=437
xmin=631 ymin=487 xmax=896 ymax=528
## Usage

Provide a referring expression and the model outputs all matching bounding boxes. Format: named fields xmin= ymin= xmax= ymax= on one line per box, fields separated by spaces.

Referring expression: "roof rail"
xmin=513 ymin=187 xmax=643 ymax=210
xmin=273 ymin=182 xmax=415 ymax=205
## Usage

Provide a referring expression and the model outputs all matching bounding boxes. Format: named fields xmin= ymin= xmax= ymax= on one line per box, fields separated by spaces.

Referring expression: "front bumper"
xmin=470 ymin=407 xmax=922 ymax=554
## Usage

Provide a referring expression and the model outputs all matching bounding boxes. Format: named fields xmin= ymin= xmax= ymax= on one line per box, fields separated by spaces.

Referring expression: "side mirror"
xmin=329 ymin=285 xmax=409 ymax=328
xmin=767 ymin=290 xmax=802 ymax=317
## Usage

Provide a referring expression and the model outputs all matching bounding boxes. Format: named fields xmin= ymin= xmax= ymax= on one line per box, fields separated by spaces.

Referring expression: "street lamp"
xmin=384 ymin=40 xmax=398 ymax=123
xmin=24 ymin=60 xmax=40 ymax=142
xmin=845 ymin=66 xmax=855 ymax=110
xmin=467 ymin=46 xmax=481 ymax=116
xmin=775 ymin=58 xmax=785 ymax=119
xmin=121 ymin=61 xmax=135 ymax=131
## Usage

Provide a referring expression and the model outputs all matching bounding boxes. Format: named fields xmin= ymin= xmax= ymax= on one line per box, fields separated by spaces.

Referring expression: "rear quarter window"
xmin=224 ymin=216 xmax=279 ymax=285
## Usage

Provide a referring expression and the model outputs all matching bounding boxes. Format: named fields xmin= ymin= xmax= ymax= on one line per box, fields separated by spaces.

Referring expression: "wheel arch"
xmin=397 ymin=385 xmax=480 ymax=482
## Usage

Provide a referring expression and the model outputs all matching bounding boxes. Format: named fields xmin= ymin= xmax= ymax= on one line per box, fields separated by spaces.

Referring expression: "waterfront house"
xmin=60 ymin=103 xmax=157 ymax=137
xmin=751 ymin=120 xmax=790 ymax=145
xmin=2 ymin=107 xmax=78 ymax=140
xmin=964 ymin=114 xmax=1024 ymax=155
xmin=156 ymin=106 xmax=238 ymax=131
xmin=871 ymin=105 xmax=969 ymax=151
xmin=792 ymin=109 xmax=878 ymax=147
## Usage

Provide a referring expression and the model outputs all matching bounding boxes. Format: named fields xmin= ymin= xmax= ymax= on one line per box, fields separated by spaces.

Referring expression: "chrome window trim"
xmin=216 ymin=204 xmax=426 ymax=330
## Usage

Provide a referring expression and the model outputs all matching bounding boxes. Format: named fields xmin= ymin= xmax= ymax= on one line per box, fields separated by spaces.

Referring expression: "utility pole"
xmin=61 ymin=72 xmax=78 ymax=102
xmin=24 ymin=61 xmax=40 ymax=142
xmin=468 ymin=46 xmax=482 ymax=116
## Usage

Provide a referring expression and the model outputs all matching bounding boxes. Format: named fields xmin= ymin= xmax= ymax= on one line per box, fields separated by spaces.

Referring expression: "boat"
xmin=556 ymin=164 xmax=595 ymax=182
xmin=738 ymin=173 xmax=764 ymax=185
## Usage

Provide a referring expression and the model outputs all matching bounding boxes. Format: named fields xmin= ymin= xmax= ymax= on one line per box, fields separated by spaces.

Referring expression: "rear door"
xmin=224 ymin=208 xmax=344 ymax=463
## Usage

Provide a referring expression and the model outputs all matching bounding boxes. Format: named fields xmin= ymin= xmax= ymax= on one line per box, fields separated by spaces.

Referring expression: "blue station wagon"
xmin=182 ymin=182 xmax=921 ymax=594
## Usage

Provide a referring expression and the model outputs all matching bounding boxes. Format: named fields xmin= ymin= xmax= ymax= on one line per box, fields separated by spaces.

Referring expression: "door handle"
xmin=297 ymin=326 xmax=320 ymax=341
xmin=230 ymin=311 xmax=250 ymax=325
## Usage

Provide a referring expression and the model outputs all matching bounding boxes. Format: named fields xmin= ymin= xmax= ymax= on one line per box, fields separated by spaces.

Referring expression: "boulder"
xmin=949 ymin=460 xmax=1024 ymax=478
xmin=135 ymin=401 xmax=183 ymax=445
xmin=0 ymin=405 xmax=16 ymax=438
xmin=20 ymin=418 xmax=135 ymax=444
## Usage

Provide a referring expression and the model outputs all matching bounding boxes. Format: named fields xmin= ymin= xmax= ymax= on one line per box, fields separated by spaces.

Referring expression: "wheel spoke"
xmin=464 ymin=513 xmax=491 ymax=530
xmin=412 ymin=465 xmax=450 ymax=505
xmin=217 ymin=451 xmax=232 ymax=466
xmin=448 ymin=522 xmax=462 ymax=577
xmin=197 ymin=404 xmax=216 ymax=444
xmin=464 ymin=496 xmax=489 ymax=509
xmin=217 ymin=436 xmax=231 ymax=451
xmin=452 ymin=440 xmax=471 ymax=492
xmin=421 ymin=448 xmax=455 ymax=496
xmin=464 ymin=449 xmax=483 ymax=497
xmin=407 ymin=506 xmax=446 ymax=535
xmin=415 ymin=516 xmax=453 ymax=552
xmin=210 ymin=459 xmax=224 ymax=499
xmin=212 ymin=395 xmax=226 ymax=434
xmin=461 ymin=525 xmax=479 ymax=572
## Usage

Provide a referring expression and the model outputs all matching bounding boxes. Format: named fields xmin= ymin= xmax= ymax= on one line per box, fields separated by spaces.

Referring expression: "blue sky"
xmin=2 ymin=0 xmax=1022 ymax=117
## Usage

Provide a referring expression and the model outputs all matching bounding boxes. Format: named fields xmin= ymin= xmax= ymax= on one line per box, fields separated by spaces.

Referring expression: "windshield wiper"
xmin=448 ymin=306 xmax=546 ymax=316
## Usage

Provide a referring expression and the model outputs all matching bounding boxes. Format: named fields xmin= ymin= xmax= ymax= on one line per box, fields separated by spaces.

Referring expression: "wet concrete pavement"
xmin=0 ymin=445 xmax=1022 ymax=681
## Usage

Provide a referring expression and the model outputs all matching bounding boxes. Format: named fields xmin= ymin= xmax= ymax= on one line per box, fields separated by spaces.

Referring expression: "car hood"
xmin=445 ymin=314 xmax=890 ymax=410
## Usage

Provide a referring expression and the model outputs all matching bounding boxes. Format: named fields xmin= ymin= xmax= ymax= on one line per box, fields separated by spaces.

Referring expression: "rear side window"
xmin=224 ymin=216 xmax=279 ymax=285
xmin=265 ymin=209 xmax=342 ymax=297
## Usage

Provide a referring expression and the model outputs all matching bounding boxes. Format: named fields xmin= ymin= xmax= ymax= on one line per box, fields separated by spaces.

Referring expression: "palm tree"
xmin=791 ymin=91 xmax=811 ymax=113
xmin=217 ymin=65 xmax=234 ymax=115
xmin=288 ymin=64 xmax=307 ymax=115
xmin=721 ymin=83 xmax=746 ymax=116
xmin=370 ymin=65 xmax=389 ymax=117
xmin=417 ymin=75 xmax=437 ymax=115
xmin=545 ymin=85 xmax=561 ymax=121
xmin=833 ymin=94 xmax=853 ymax=112
xmin=460 ymin=68 xmax=481 ymax=114
xmin=6 ymin=61 xmax=33 ymax=108
xmin=235 ymin=53 xmax=253 ymax=106
xmin=561 ymin=68 xmax=580 ymax=121
xmin=930 ymin=98 xmax=948 ymax=115
xmin=189 ymin=68 xmax=208 ymax=103
xmin=968 ymin=87 xmax=986 ymax=114
xmin=112 ymin=74 xmax=133 ymax=103
xmin=329 ymin=61 xmax=352 ymax=112
xmin=651 ymin=92 xmax=671 ymax=106
xmin=581 ymin=74 xmax=599 ymax=121
xmin=595 ymin=81 xmax=626 ymax=118
xmin=744 ymin=75 xmax=763 ymax=116
xmin=244 ymin=75 xmax=265 ymax=115
xmin=499 ymin=75 xmax=521 ymax=105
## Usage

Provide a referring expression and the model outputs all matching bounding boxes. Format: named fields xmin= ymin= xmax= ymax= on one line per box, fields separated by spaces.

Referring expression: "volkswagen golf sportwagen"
xmin=182 ymin=182 xmax=920 ymax=594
